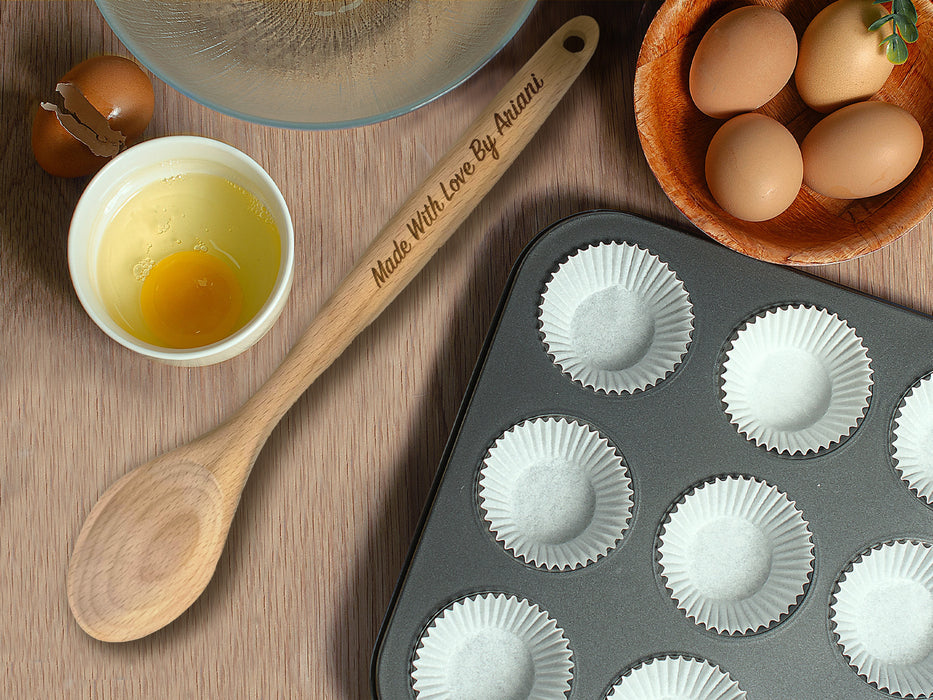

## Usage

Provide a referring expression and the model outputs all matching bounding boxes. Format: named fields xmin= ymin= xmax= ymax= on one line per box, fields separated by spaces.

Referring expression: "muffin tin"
xmin=371 ymin=211 xmax=933 ymax=699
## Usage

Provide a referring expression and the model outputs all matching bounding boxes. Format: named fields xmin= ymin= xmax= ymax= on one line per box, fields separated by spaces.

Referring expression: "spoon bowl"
xmin=68 ymin=456 xmax=228 ymax=641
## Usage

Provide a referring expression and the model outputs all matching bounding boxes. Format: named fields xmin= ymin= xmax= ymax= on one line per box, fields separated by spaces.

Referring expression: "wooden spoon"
xmin=67 ymin=16 xmax=599 ymax=642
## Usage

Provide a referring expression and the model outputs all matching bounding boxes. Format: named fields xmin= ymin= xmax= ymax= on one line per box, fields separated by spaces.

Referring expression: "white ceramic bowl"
xmin=68 ymin=136 xmax=294 ymax=366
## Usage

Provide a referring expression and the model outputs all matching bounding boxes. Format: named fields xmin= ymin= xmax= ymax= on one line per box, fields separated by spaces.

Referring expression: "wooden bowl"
xmin=634 ymin=0 xmax=933 ymax=265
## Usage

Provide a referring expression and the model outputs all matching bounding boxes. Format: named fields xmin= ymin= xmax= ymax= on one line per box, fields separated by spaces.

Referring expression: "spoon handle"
xmin=223 ymin=17 xmax=599 ymax=462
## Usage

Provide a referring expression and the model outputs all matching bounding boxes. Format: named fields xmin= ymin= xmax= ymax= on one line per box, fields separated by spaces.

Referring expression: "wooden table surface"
xmin=3 ymin=2 xmax=933 ymax=697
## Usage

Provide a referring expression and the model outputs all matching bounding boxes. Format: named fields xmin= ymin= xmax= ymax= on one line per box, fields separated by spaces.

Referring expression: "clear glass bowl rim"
xmin=94 ymin=0 xmax=538 ymax=130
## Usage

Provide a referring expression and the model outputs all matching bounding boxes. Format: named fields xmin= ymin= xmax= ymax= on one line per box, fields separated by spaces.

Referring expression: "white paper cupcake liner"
xmin=892 ymin=374 xmax=933 ymax=505
xmin=721 ymin=304 xmax=872 ymax=455
xmin=606 ymin=655 xmax=747 ymax=700
xmin=658 ymin=475 xmax=814 ymax=635
xmin=832 ymin=540 xmax=933 ymax=698
xmin=539 ymin=242 xmax=693 ymax=394
xmin=479 ymin=417 xmax=634 ymax=571
xmin=411 ymin=592 xmax=573 ymax=700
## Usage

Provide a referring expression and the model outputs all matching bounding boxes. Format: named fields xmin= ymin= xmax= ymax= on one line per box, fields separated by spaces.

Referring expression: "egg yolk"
xmin=140 ymin=250 xmax=243 ymax=349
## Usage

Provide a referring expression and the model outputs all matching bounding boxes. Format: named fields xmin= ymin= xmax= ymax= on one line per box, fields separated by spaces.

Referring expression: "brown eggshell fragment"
xmin=42 ymin=83 xmax=126 ymax=158
xmin=60 ymin=55 xmax=154 ymax=139
xmin=795 ymin=0 xmax=894 ymax=114
xmin=31 ymin=108 xmax=112 ymax=178
xmin=32 ymin=55 xmax=154 ymax=178
xmin=705 ymin=113 xmax=803 ymax=222
xmin=689 ymin=6 xmax=798 ymax=119
xmin=802 ymin=101 xmax=923 ymax=199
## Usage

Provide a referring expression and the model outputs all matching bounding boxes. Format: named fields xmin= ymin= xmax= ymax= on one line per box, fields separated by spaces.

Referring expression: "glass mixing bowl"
xmin=95 ymin=0 xmax=536 ymax=130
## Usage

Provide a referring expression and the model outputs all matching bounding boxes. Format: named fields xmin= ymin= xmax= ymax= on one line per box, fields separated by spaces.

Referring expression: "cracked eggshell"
xmin=32 ymin=55 xmax=154 ymax=177
xmin=32 ymin=108 xmax=109 ymax=178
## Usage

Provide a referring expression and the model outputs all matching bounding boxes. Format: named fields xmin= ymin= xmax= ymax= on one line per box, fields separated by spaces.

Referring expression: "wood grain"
xmin=3 ymin=1 xmax=933 ymax=697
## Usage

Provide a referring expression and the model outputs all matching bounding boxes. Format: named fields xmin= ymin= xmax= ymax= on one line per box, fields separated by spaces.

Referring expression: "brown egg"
xmin=689 ymin=6 xmax=797 ymax=119
xmin=705 ymin=113 xmax=803 ymax=222
xmin=802 ymin=101 xmax=923 ymax=199
xmin=32 ymin=55 xmax=154 ymax=178
xmin=795 ymin=0 xmax=894 ymax=113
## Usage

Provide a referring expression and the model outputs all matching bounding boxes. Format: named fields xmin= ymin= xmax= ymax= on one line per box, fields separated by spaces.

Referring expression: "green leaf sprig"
xmin=870 ymin=0 xmax=919 ymax=65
